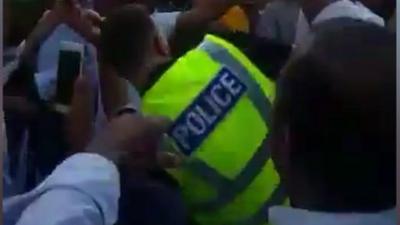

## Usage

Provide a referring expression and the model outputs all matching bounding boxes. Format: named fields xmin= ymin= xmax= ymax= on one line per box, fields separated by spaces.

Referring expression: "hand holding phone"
xmin=54 ymin=41 xmax=84 ymax=114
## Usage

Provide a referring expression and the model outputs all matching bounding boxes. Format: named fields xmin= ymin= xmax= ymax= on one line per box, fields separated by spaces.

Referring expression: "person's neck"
xmin=301 ymin=0 xmax=339 ymax=23
xmin=132 ymin=55 xmax=171 ymax=95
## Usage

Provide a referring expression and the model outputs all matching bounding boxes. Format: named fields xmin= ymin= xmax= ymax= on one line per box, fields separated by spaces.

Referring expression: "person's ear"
xmin=153 ymin=31 xmax=170 ymax=57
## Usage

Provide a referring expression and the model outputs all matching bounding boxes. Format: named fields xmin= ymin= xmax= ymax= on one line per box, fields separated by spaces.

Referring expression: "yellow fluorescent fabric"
xmin=168 ymin=168 xmax=218 ymax=204
xmin=204 ymin=35 xmax=276 ymax=102
xmin=143 ymin=48 xmax=267 ymax=179
xmin=142 ymin=50 xmax=219 ymax=118
xmin=142 ymin=34 xmax=282 ymax=225
xmin=195 ymin=98 xmax=267 ymax=179
xmin=195 ymin=159 xmax=280 ymax=225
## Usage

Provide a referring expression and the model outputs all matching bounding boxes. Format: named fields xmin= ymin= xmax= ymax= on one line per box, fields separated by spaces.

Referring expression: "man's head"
xmin=94 ymin=0 xmax=156 ymax=15
xmin=271 ymin=18 xmax=395 ymax=212
xmin=100 ymin=4 xmax=169 ymax=90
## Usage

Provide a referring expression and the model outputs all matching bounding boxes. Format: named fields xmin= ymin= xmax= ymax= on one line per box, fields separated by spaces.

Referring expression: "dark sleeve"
xmin=212 ymin=31 xmax=292 ymax=80
xmin=4 ymin=60 xmax=41 ymax=102
xmin=246 ymin=35 xmax=292 ymax=80
xmin=4 ymin=61 xmax=35 ymax=96
xmin=170 ymin=21 xmax=208 ymax=58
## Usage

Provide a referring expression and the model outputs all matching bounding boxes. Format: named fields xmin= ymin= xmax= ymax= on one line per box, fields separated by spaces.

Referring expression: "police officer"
xmin=100 ymin=4 xmax=291 ymax=225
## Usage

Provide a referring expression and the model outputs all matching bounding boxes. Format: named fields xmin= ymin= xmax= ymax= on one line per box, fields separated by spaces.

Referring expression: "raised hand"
xmin=64 ymin=7 xmax=103 ymax=46
xmin=21 ymin=0 xmax=102 ymax=61
xmin=85 ymin=113 xmax=181 ymax=170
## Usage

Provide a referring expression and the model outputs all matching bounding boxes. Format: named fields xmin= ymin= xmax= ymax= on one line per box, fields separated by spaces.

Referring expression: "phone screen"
xmin=55 ymin=49 xmax=82 ymax=106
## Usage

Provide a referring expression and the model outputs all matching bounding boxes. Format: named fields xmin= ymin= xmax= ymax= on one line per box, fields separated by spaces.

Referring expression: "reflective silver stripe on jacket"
xmin=180 ymin=39 xmax=286 ymax=223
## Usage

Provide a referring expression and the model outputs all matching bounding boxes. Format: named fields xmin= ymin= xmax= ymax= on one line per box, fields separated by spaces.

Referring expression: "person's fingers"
xmin=85 ymin=9 xmax=103 ymax=26
xmin=64 ymin=8 xmax=101 ymax=46
xmin=74 ymin=74 xmax=92 ymax=95
xmin=97 ymin=114 xmax=172 ymax=170
xmin=107 ymin=114 xmax=170 ymax=143
xmin=143 ymin=116 xmax=171 ymax=137
xmin=88 ymin=26 xmax=101 ymax=46
xmin=66 ymin=74 xmax=95 ymax=152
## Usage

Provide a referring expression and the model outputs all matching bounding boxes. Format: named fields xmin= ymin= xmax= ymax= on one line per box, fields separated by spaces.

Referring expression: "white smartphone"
xmin=54 ymin=41 xmax=84 ymax=114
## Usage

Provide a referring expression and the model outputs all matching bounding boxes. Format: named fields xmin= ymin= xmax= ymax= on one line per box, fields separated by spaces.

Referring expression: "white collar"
xmin=269 ymin=206 xmax=396 ymax=225
xmin=294 ymin=0 xmax=384 ymax=45
xmin=313 ymin=0 xmax=385 ymax=26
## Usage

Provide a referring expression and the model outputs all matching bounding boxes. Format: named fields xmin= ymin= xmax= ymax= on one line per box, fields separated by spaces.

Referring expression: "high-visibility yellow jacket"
xmin=142 ymin=34 xmax=285 ymax=225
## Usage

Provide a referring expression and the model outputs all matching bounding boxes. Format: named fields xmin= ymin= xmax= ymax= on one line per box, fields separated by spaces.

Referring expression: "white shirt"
xmin=151 ymin=11 xmax=181 ymax=40
xmin=294 ymin=0 xmax=385 ymax=45
xmin=3 ymin=25 xmax=110 ymax=198
xmin=36 ymin=24 xmax=100 ymax=102
xmin=126 ymin=81 xmax=142 ymax=111
xmin=37 ymin=24 xmax=108 ymax=131
xmin=3 ymin=153 xmax=120 ymax=225
xmin=256 ymin=1 xmax=300 ymax=45
xmin=269 ymin=206 xmax=396 ymax=225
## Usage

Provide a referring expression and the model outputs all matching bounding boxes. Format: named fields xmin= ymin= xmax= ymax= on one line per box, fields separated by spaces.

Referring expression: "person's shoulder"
xmin=353 ymin=1 xmax=385 ymax=26
xmin=314 ymin=0 xmax=385 ymax=26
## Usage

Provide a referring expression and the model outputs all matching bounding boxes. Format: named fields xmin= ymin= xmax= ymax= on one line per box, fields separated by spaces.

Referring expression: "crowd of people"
xmin=2 ymin=0 xmax=396 ymax=225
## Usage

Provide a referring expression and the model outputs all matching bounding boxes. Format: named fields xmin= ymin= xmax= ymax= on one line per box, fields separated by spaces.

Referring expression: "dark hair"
xmin=100 ymin=4 xmax=155 ymax=78
xmin=272 ymin=18 xmax=395 ymax=212
xmin=360 ymin=0 xmax=395 ymax=21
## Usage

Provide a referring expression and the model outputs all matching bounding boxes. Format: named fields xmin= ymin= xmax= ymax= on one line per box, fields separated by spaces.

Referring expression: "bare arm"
xmin=99 ymin=65 xmax=130 ymax=119
xmin=169 ymin=0 xmax=236 ymax=57
xmin=169 ymin=0 xmax=265 ymax=57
